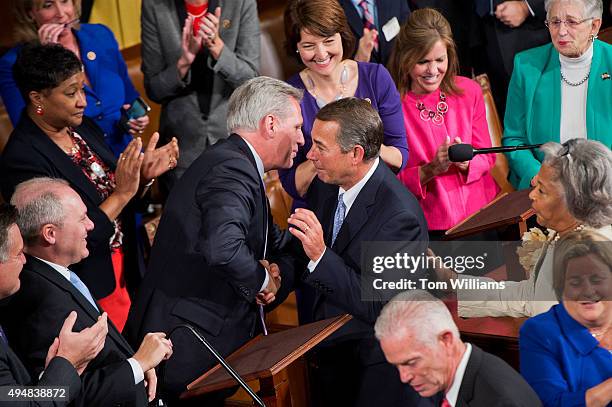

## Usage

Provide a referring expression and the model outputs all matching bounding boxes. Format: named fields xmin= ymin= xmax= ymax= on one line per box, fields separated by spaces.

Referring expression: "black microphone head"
xmin=448 ymin=143 xmax=474 ymax=162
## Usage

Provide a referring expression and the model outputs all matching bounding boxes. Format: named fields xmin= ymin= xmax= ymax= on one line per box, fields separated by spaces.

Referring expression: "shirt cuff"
xmin=127 ymin=358 xmax=145 ymax=384
xmin=523 ymin=0 xmax=535 ymax=16
xmin=259 ymin=270 xmax=270 ymax=293
xmin=307 ymin=248 xmax=326 ymax=273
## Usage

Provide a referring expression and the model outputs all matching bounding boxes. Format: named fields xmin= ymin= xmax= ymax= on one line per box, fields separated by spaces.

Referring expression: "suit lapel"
xmin=586 ymin=40 xmax=603 ymax=136
xmin=333 ymin=161 xmax=383 ymax=254
xmin=340 ymin=0 xmax=365 ymax=42
xmin=228 ymin=134 xmax=267 ymax=257
xmin=24 ymin=256 xmax=134 ymax=355
xmin=456 ymin=345 xmax=482 ymax=406
xmin=22 ymin=116 xmax=110 ymax=206
xmin=75 ymin=29 xmax=100 ymax=96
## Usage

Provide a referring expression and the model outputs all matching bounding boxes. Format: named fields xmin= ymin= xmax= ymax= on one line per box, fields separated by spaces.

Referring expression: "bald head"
xmin=11 ymin=178 xmax=94 ymax=266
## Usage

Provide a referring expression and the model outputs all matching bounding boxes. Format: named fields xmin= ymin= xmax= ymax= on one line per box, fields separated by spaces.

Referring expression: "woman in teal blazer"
xmin=503 ymin=0 xmax=611 ymax=190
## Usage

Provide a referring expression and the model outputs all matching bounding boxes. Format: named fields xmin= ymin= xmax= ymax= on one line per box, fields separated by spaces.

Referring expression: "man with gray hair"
xmin=375 ymin=290 xmax=542 ymax=407
xmin=3 ymin=178 xmax=173 ymax=406
xmin=0 ymin=202 xmax=107 ymax=405
xmin=124 ymin=76 xmax=304 ymax=404
xmin=284 ymin=97 xmax=427 ymax=407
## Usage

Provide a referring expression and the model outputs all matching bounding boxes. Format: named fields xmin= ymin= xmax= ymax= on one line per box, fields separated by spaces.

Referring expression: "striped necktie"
xmin=358 ymin=0 xmax=378 ymax=50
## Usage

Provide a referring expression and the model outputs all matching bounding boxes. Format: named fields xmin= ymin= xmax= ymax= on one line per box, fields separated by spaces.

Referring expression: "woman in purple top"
xmin=280 ymin=0 xmax=408 ymax=204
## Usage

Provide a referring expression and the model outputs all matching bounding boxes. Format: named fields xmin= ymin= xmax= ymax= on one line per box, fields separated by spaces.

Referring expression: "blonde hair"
xmin=553 ymin=229 xmax=612 ymax=300
xmin=388 ymin=8 xmax=460 ymax=96
xmin=13 ymin=0 xmax=82 ymax=43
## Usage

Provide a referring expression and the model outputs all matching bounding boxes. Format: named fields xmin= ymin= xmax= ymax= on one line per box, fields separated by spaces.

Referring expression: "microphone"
xmin=448 ymin=143 xmax=542 ymax=162
xmin=163 ymin=324 xmax=266 ymax=407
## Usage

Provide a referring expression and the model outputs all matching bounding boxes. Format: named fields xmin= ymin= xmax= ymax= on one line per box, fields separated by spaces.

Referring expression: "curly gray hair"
xmin=540 ymin=139 xmax=612 ymax=228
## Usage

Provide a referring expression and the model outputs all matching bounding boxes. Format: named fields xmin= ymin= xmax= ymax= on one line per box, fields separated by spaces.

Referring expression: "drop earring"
xmin=35 ymin=105 xmax=44 ymax=115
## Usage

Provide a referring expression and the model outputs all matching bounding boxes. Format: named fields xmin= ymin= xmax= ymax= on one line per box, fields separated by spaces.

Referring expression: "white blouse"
xmin=559 ymin=43 xmax=593 ymax=143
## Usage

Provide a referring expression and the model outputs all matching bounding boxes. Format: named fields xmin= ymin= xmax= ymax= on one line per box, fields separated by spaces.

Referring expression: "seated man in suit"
xmin=124 ymin=76 xmax=304 ymax=404
xmin=375 ymin=290 xmax=542 ymax=407
xmin=285 ymin=98 xmax=428 ymax=407
xmin=0 ymin=203 xmax=107 ymax=406
xmin=338 ymin=0 xmax=410 ymax=64
xmin=2 ymin=178 xmax=173 ymax=407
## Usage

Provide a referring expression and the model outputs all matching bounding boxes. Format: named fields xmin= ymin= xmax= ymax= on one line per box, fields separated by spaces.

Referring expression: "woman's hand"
xmin=451 ymin=137 xmax=470 ymax=173
xmin=141 ymin=132 xmax=180 ymax=182
xmin=122 ymin=104 xmax=150 ymax=135
xmin=38 ymin=23 xmax=67 ymax=44
xmin=419 ymin=136 xmax=452 ymax=185
xmin=177 ymin=16 xmax=204 ymax=78
xmin=586 ymin=377 xmax=612 ymax=407
xmin=114 ymin=137 xmax=144 ymax=200
xmin=199 ymin=7 xmax=224 ymax=60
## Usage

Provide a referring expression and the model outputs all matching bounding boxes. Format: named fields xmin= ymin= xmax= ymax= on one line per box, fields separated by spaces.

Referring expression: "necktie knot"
xmin=69 ymin=271 xmax=99 ymax=312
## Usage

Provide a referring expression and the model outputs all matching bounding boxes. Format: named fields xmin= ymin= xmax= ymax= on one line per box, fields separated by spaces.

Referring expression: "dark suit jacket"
xmin=0 ymin=114 xmax=143 ymax=299
xmin=0 ymin=256 xmax=147 ymax=407
xmin=419 ymin=346 xmax=542 ymax=407
xmin=284 ymin=160 xmax=428 ymax=405
xmin=339 ymin=0 xmax=410 ymax=65
xmin=0 ymin=338 xmax=81 ymax=406
xmin=124 ymin=134 xmax=290 ymax=396
xmin=485 ymin=0 xmax=549 ymax=77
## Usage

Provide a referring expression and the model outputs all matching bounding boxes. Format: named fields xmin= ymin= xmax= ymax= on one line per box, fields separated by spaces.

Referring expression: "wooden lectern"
xmin=181 ymin=314 xmax=352 ymax=407
xmin=445 ymin=188 xmax=535 ymax=240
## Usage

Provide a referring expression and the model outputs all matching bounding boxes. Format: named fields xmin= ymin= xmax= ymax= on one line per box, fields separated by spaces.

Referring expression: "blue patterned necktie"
xmin=331 ymin=193 xmax=346 ymax=246
xmin=69 ymin=271 xmax=99 ymax=312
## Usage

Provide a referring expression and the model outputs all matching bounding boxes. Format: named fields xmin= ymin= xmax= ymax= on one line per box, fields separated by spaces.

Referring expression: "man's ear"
xmin=351 ymin=145 xmax=366 ymax=165
xmin=40 ymin=223 xmax=57 ymax=245
xmin=261 ymin=114 xmax=275 ymax=139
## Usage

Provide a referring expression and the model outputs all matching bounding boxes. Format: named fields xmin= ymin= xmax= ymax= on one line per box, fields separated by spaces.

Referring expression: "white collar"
xmin=241 ymin=137 xmax=265 ymax=182
xmin=444 ymin=343 xmax=472 ymax=406
xmin=559 ymin=42 xmax=594 ymax=69
xmin=338 ymin=157 xmax=379 ymax=215
xmin=34 ymin=256 xmax=71 ymax=282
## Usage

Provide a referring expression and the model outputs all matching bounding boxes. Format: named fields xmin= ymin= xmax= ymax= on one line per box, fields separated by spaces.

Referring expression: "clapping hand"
xmin=140 ymin=132 xmax=180 ymax=182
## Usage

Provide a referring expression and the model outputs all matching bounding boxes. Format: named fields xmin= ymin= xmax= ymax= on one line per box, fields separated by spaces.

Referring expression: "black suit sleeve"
xmin=195 ymin=158 xmax=268 ymax=301
xmin=526 ymin=0 xmax=545 ymax=18
xmin=304 ymin=209 xmax=426 ymax=325
xmin=0 ymin=347 xmax=81 ymax=406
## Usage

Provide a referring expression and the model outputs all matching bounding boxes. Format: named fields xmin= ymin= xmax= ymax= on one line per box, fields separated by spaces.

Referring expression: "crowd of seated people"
xmin=0 ymin=0 xmax=610 ymax=406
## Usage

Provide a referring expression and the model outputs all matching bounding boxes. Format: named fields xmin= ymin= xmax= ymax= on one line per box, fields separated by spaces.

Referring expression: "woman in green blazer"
xmin=503 ymin=0 xmax=611 ymax=190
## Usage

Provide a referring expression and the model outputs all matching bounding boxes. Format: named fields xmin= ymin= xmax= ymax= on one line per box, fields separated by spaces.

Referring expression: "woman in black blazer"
xmin=0 ymin=44 xmax=178 ymax=331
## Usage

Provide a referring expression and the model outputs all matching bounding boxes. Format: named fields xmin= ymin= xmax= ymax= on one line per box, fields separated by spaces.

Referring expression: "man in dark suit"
xmin=0 ymin=203 xmax=108 ymax=406
xmin=2 ymin=179 xmax=173 ymax=406
xmin=338 ymin=0 xmax=410 ymax=64
xmin=285 ymin=98 xmax=428 ymax=407
xmin=476 ymin=0 xmax=550 ymax=113
xmin=375 ymin=290 xmax=542 ymax=407
xmin=124 ymin=76 xmax=304 ymax=403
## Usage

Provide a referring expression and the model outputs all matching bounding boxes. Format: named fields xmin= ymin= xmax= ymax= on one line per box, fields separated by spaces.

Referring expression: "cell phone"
xmin=126 ymin=97 xmax=151 ymax=120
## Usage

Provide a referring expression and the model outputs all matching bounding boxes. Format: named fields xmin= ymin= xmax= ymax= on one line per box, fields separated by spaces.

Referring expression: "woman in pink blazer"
xmin=388 ymin=8 xmax=499 ymax=236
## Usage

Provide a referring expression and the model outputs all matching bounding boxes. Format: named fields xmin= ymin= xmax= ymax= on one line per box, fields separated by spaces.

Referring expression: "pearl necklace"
xmin=552 ymin=224 xmax=585 ymax=243
xmin=306 ymin=64 xmax=348 ymax=109
xmin=415 ymin=92 xmax=448 ymax=125
xmin=560 ymin=70 xmax=590 ymax=87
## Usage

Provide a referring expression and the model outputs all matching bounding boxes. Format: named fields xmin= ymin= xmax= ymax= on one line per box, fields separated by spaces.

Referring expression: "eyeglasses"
xmin=544 ymin=17 xmax=593 ymax=30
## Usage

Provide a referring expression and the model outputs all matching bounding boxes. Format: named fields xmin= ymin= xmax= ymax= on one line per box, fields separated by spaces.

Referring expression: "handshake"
xmin=257 ymin=260 xmax=282 ymax=306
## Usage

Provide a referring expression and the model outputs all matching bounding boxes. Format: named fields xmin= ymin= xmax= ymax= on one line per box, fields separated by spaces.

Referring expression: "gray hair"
xmin=540 ymin=139 xmax=612 ymax=228
xmin=10 ymin=178 xmax=70 ymax=246
xmin=0 ymin=204 xmax=19 ymax=263
xmin=544 ymin=0 xmax=604 ymax=19
xmin=226 ymin=76 xmax=303 ymax=133
xmin=315 ymin=98 xmax=383 ymax=161
xmin=374 ymin=290 xmax=460 ymax=347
